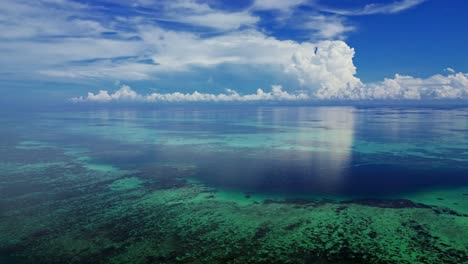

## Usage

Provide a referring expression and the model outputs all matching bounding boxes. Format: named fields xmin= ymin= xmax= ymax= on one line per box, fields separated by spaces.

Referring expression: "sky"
xmin=1 ymin=0 xmax=468 ymax=105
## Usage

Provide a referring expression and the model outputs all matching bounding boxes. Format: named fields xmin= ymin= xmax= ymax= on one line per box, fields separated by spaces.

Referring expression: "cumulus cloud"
xmin=72 ymin=85 xmax=141 ymax=102
xmin=285 ymin=41 xmax=362 ymax=99
xmin=0 ymin=0 xmax=362 ymax=88
xmin=364 ymin=72 xmax=468 ymax=100
xmin=73 ymin=71 xmax=468 ymax=102
xmin=71 ymin=85 xmax=309 ymax=103
xmin=4 ymin=0 xmax=465 ymax=103
xmin=28 ymin=25 xmax=362 ymax=95
xmin=130 ymin=27 xmax=363 ymax=97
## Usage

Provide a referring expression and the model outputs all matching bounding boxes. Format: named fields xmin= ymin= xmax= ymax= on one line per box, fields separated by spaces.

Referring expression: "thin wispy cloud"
xmin=320 ymin=0 xmax=427 ymax=16
xmin=251 ymin=0 xmax=307 ymax=11
xmin=155 ymin=0 xmax=260 ymax=31
xmin=303 ymin=15 xmax=355 ymax=39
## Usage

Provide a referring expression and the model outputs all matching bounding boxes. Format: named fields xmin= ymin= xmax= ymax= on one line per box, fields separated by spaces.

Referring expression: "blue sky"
xmin=1 ymin=0 xmax=467 ymax=105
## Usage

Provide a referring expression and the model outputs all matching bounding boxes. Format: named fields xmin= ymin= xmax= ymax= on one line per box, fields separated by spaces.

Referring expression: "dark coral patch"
xmin=341 ymin=199 xmax=432 ymax=209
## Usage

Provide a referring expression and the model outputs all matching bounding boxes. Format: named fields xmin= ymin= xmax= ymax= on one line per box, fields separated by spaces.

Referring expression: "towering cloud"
xmin=286 ymin=41 xmax=362 ymax=99
xmin=138 ymin=28 xmax=364 ymax=98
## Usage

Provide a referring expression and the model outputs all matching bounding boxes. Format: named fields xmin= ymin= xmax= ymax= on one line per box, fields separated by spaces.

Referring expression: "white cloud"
xmin=3 ymin=0 xmax=465 ymax=103
xmin=27 ymin=26 xmax=361 ymax=93
xmin=178 ymin=12 xmax=259 ymax=31
xmin=364 ymin=72 xmax=468 ymax=100
xmin=0 ymin=37 xmax=147 ymax=78
xmin=71 ymin=84 xmax=309 ymax=102
xmin=0 ymin=0 xmax=98 ymax=39
xmin=73 ymin=72 xmax=468 ymax=103
xmin=73 ymin=85 xmax=141 ymax=102
xmin=303 ymin=15 xmax=355 ymax=39
xmin=39 ymin=63 xmax=158 ymax=80
xmin=1 ymin=0 xmax=360 ymax=86
xmin=286 ymin=41 xmax=362 ymax=99
xmin=445 ymin=68 xmax=455 ymax=74
xmin=155 ymin=0 xmax=259 ymax=31
xmin=321 ymin=0 xmax=426 ymax=16
xmin=139 ymin=27 xmax=362 ymax=95
xmin=252 ymin=0 xmax=306 ymax=11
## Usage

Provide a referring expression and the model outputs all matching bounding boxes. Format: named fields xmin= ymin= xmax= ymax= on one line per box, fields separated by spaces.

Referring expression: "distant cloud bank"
xmin=71 ymin=85 xmax=309 ymax=103
xmin=365 ymin=72 xmax=468 ymax=100
xmin=73 ymin=71 xmax=468 ymax=102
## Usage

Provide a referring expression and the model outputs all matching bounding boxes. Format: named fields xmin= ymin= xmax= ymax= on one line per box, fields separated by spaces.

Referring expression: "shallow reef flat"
xmin=0 ymin=152 xmax=467 ymax=264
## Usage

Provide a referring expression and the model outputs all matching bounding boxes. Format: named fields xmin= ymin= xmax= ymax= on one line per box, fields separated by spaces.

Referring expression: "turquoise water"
xmin=0 ymin=106 xmax=467 ymax=263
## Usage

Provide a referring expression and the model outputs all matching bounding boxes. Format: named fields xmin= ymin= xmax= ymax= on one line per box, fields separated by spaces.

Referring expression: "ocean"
xmin=1 ymin=106 xmax=467 ymax=263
